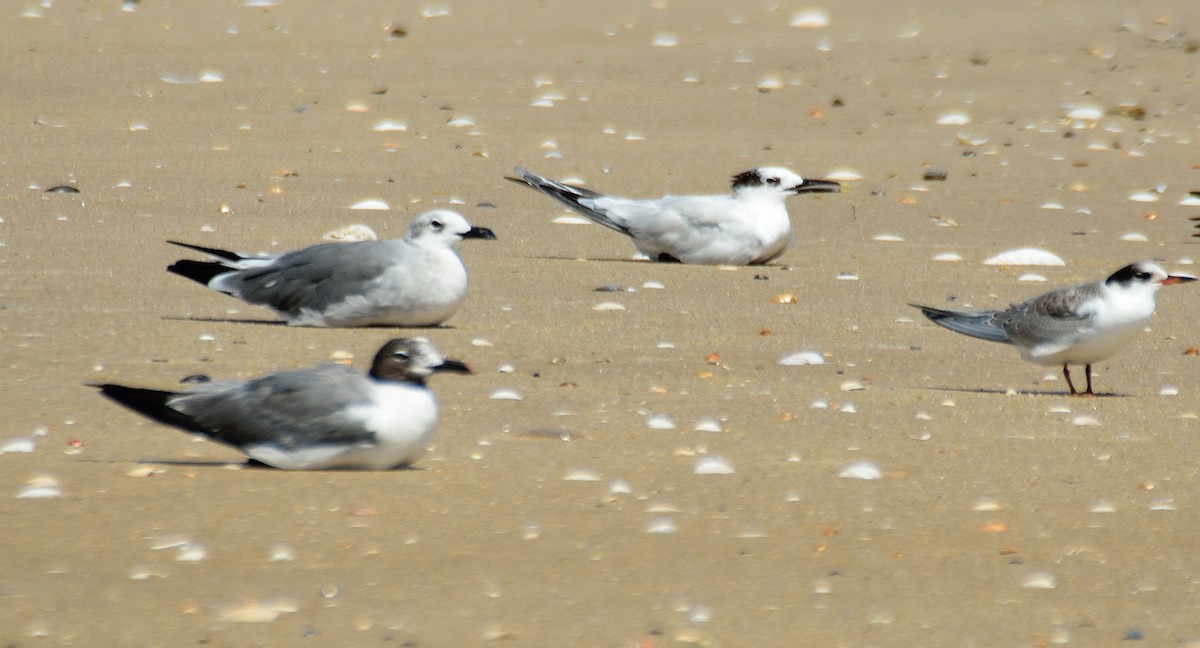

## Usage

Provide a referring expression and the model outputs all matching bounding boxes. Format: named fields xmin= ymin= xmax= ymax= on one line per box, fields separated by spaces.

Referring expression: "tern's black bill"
xmin=791 ymin=178 xmax=841 ymax=194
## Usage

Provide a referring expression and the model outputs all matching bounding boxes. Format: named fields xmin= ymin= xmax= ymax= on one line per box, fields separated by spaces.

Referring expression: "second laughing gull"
xmin=167 ymin=209 xmax=496 ymax=327
xmin=911 ymin=261 xmax=1195 ymax=396
xmin=507 ymin=166 xmax=840 ymax=265
xmin=93 ymin=338 xmax=471 ymax=470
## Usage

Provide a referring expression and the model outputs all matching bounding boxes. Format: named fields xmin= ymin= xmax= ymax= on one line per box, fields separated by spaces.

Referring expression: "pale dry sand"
xmin=4 ymin=1 xmax=1200 ymax=646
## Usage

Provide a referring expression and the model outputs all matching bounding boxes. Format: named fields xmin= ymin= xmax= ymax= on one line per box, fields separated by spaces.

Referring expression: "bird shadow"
xmin=922 ymin=385 xmax=1131 ymax=398
xmin=93 ymin=457 xmax=431 ymax=472
xmin=159 ymin=315 xmax=459 ymax=329
xmin=525 ymin=254 xmax=791 ymax=267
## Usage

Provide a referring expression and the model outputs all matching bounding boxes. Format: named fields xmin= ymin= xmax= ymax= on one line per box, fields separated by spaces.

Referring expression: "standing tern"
xmin=167 ymin=210 xmax=496 ymax=327
xmin=911 ymin=261 xmax=1195 ymax=396
xmin=507 ymin=166 xmax=840 ymax=265
xmin=93 ymin=338 xmax=471 ymax=470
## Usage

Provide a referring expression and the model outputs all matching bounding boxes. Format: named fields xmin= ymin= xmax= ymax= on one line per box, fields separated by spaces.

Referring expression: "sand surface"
xmin=4 ymin=1 xmax=1200 ymax=645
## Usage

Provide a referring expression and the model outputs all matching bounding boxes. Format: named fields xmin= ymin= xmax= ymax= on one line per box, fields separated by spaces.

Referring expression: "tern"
xmin=911 ymin=261 xmax=1195 ymax=396
xmin=507 ymin=166 xmax=839 ymax=265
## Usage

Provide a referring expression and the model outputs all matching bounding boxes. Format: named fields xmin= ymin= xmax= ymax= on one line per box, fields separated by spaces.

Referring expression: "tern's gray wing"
xmin=173 ymin=365 xmax=380 ymax=451
xmin=994 ymin=282 xmax=1101 ymax=347
xmin=912 ymin=304 xmax=1012 ymax=344
xmin=220 ymin=241 xmax=395 ymax=313
xmin=508 ymin=168 xmax=633 ymax=236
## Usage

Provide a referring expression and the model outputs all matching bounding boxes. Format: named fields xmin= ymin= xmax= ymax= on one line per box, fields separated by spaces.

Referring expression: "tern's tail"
xmin=506 ymin=167 xmax=631 ymax=236
xmin=910 ymin=304 xmax=1012 ymax=344
xmin=91 ymin=383 xmax=202 ymax=433
xmin=167 ymin=259 xmax=232 ymax=287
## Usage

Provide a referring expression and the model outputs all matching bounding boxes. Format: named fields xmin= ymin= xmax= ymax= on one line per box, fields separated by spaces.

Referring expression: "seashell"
xmin=372 ymin=120 xmax=407 ymax=132
xmin=562 ymin=468 xmax=601 ymax=482
xmin=936 ymin=111 xmax=970 ymax=125
xmin=348 ymin=199 xmax=389 ymax=211
xmin=824 ymin=168 xmax=863 ymax=181
xmin=1018 ymin=274 xmax=1047 ymax=282
xmin=693 ymin=456 xmax=735 ymax=475
xmin=322 ymin=224 xmax=377 ymax=242
xmin=1128 ymin=192 xmax=1160 ymax=203
xmin=1071 ymin=415 xmax=1101 ymax=426
xmin=1159 ymin=385 xmax=1179 ymax=396
xmin=874 ymin=234 xmax=904 ymax=242
xmin=757 ymin=76 xmax=784 ymax=91
xmin=652 ymin=33 xmax=680 ymax=47
xmin=1 ymin=437 xmax=35 ymax=453
xmin=446 ymin=115 xmax=475 ymax=127
xmin=840 ymin=380 xmax=866 ymax=392
xmin=778 ymin=351 xmax=825 ymax=366
xmin=1065 ymin=105 xmax=1103 ymax=121
xmin=645 ymin=517 xmax=678 ymax=534
xmin=838 ymin=461 xmax=882 ymax=480
xmin=645 ymin=414 xmax=677 ymax=430
xmin=693 ymin=418 xmax=723 ymax=432
xmin=1022 ymin=571 xmax=1057 ymax=589
xmin=552 ymin=215 xmax=592 ymax=225
xmin=593 ymin=302 xmax=626 ymax=311
xmin=642 ymin=280 xmax=665 ymax=289
xmin=933 ymin=252 xmax=962 ymax=262
xmin=1120 ymin=232 xmax=1148 ymax=242
xmin=790 ymin=9 xmax=830 ymax=28
xmin=983 ymin=248 xmax=1065 ymax=266
xmin=268 ymin=544 xmax=296 ymax=562
xmin=489 ymin=388 xmax=523 ymax=401
xmin=770 ymin=293 xmax=798 ymax=304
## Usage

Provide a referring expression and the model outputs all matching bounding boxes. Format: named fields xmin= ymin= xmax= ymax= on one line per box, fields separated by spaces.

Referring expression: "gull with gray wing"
xmin=93 ymin=338 xmax=471 ymax=470
xmin=167 ymin=209 xmax=495 ymax=327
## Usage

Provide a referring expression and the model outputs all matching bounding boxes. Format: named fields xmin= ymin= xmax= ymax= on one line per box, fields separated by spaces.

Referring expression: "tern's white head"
xmin=1105 ymin=261 xmax=1196 ymax=294
xmin=730 ymin=167 xmax=841 ymax=199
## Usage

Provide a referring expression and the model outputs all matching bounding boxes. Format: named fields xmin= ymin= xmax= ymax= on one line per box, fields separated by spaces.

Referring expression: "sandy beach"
xmin=4 ymin=1 xmax=1200 ymax=645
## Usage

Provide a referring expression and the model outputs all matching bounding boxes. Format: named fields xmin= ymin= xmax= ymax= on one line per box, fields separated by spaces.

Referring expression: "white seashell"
xmin=983 ymin=248 xmax=1065 ymax=266
xmin=1128 ymin=192 xmax=1159 ymax=203
xmin=693 ymin=418 xmax=723 ymax=432
xmin=1150 ymin=499 xmax=1177 ymax=511
xmin=839 ymin=402 xmax=857 ymax=414
xmin=1159 ymin=385 xmax=1179 ymax=396
xmin=656 ymin=341 xmax=675 ymax=349
xmin=216 ymin=598 xmax=299 ymax=623
xmin=176 ymin=542 xmax=208 ymax=562
xmin=838 ymin=461 xmax=882 ymax=480
xmin=609 ymin=479 xmax=633 ymax=495
xmin=1089 ymin=500 xmax=1117 ymax=514
xmin=1065 ymin=105 xmax=1103 ymax=121
xmin=837 ymin=273 xmax=858 ymax=281
xmin=1179 ymin=195 xmax=1200 ymax=206
xmin=810 ymin=398 xmax=829 ymax=410
xmin=147 ymin=533 xmax=192 ymax=550
xmin=17 ymin=474 xmax=61 ymax=499
xmin=563 ymin=468 xmax=601 ymax=482
xmin=446 ymin=115 xmax=475 ymax=127
xmin=757 ymin=76 xmax=784 ymax=91
xmin=593 ymin=302 xmax=626 ymax=311
xmin=840 ymin=380 xmax=866 ymax=392
xmin=642 ymin=280 xmax=665 ymax=289
xmin=130 ymin=122 xmax=149 ymax=131
xmin=322 ymin=224 xmax=377 ymax=242
xmin=129 ymin=565 xmax=166 ymax=580
xmin=824 ymin=168 xmax=863 ymax=181
xmin=1 ymin=437 xmax=35 ymax=453
xmin=624 ymin=133 xmax=645 ymax=141
xmin=645 ymin=414 xmax=677 ymax=430
xmin=646 ymin=501 xmax=681 ymax=513
xmin=420 ymin=4 xmax=452 ymax=18
xmin=652 ymin=33 xmax=679 ymax=47
xmin=348 ymin=199 xmax=389 ymax=211
xmin=645 ymin=517 xmax=678 ymax=534
xmin=497 ymin=363 xmax=515 ymax=374
xmin=267 ymin=543 xmax=296 ymax=562
xmin=873 ymin=234 xmax=904 ymax=242
xmin=1017 ymin=273 xmax=1047 ymax=282
xmin=199 ymin=70 xmax=224 ymax=83
xmin=1040 ymin=202 xmax=1064 ymax=210
xmin=1022 ymin=571 xmax=1057 ymax=589
xmin=778 ymin=351 xmax=825 ymax=366
xmin=344 ymin=101 xmax=370 ymax=113
xmin=693 ymin=456 xmax=735 ymax=475
xmin=790 ymin=9 xmax=830 ymax=28
xmin=936 ymin=111 xmax=971 ymax=126
xmin=972 ymin=497 xmax=1002 ymax=512
xmin=471 ymin=338 xmax=494 ymax=347
xmin=552 ymin=215 xmax=592 ymax=225
xmin=1120 ymin=232 xmax=1148 ymax=242
xmin=489 ymin=388 xmax=523 ymax=401
xmin=372 ymin=120 xmax=407 ymax=132
xmin=932 ymin=252 xmax=962 ymax=262
xmin=1071 ymin=415 xmax=1101 ymax=426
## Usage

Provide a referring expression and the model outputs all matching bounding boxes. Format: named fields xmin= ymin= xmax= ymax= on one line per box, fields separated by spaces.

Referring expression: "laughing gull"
xmin=507 ymin=166 xmax=840 ymax=265
xmin=167 ymin=209 xmax=496 ymax=327
xmin=93 ymin=338 xmax=471 ymax=470
xmin=911 ymin=261 xmax=1195 ymax=396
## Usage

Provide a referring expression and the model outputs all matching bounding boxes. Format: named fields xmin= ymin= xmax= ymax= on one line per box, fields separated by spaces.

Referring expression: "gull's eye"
xmin=392 ymin=351 xmax=410 ymax=361
xmin=1135 ymin=271 xmax=1152 ymax=281
xmin=430 ymin=220 xmax=443 ymax=231
xmin=766 ymin=177 xmax=781 ymax=185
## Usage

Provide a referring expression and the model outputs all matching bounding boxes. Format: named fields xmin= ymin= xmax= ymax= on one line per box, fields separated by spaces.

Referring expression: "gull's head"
xmin=731 ymin=167 xmax=841 ymax=198
xmin=1106 ymin=261 xmax=1197 ymax=293
xmin=406 ymin=209 xmax=496 ymax=249
xmin=370 ymin=337 xmax=473 ymax=383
